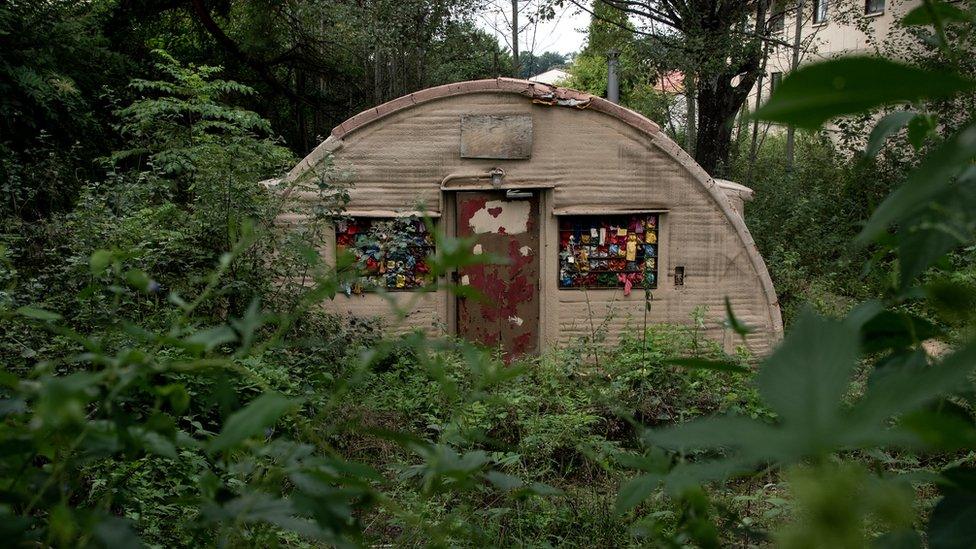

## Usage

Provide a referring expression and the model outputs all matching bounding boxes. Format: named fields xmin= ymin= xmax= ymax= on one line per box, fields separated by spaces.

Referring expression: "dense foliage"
xmin=3 ymin=0 xmax=976 ymax=547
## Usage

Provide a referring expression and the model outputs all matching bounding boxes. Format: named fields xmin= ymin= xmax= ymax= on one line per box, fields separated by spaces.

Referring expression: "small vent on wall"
xmin=674 ymin=266 xmax=685 ymax=286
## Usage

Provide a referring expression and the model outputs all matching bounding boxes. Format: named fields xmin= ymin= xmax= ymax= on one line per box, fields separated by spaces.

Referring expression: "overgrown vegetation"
xmin=3 ymin=0 xmax=976 ymax=547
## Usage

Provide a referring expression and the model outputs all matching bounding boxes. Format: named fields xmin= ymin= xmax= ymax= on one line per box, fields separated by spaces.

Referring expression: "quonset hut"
xmin=279 ymin=78 xmax=783 ymax=359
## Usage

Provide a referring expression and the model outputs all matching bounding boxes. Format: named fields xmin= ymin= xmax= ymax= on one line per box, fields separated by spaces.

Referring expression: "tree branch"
xmin=188 ymin=0 xmax=310 ymax=105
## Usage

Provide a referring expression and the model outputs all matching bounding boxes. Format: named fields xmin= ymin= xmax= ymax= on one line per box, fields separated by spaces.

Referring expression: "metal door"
xmin=455 ymin=191 xmax=540 ymax=360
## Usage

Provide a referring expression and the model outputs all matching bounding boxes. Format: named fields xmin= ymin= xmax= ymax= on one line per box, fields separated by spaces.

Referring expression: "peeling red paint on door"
xmin=456 ymin=191 xmax=540 ymax=361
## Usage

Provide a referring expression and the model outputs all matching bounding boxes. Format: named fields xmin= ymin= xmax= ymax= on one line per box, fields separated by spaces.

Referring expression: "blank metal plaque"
xmin=460 ymin=114 xmax=533 ymax=159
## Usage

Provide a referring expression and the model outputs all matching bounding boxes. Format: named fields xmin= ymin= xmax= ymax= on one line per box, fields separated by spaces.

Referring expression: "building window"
xmin=771 ymin=72 xmax=783 ymax=94
xmin=335 ymin=216 xmax=435 ymax=292
xmin=865 ymin=0 xmax=884 ymax=15
xmin=558 ymin=214 xmax=659 ymax=291
xmin=813 ymin=0 xmax=829 ymax=23
xmin=768 ymin=0 xmax=785 ymax=34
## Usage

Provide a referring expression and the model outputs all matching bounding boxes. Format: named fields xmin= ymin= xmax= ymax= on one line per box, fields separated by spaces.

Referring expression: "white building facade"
xmin=752 ymin=0 xmax=921 ymax=108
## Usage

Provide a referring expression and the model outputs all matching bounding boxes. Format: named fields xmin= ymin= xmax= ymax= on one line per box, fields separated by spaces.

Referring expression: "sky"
xmin=477 ymin=2 xmax=591 ymax=58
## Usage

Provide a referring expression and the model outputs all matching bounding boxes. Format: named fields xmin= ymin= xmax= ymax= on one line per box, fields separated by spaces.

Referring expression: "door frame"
xmin=443 ymin=187 xmax=552 ymax=354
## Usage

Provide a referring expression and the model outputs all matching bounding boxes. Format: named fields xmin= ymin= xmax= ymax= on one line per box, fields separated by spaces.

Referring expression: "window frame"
xmin=770 ymin=72 xmax=783 ymax=94
xmin=556 ymin=213 xmax=660 ymax=291
xmin=334 ymin=215 xmax=436 ymax=293
xmin=766 ymin=0 xmax=786 ymax=34
xmin=813 ymin=0 xmax=829 ymax=24
xmin=864 ymin=0 xmax=885 ymax=15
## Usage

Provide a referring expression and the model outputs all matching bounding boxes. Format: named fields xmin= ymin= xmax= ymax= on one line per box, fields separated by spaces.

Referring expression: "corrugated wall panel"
xmin=327 ymin=292 xmax=447 ymax=336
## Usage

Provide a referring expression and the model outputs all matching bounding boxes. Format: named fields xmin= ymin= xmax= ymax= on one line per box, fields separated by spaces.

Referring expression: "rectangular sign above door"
xmin=459 ymin=114 xmax=533 ymax=159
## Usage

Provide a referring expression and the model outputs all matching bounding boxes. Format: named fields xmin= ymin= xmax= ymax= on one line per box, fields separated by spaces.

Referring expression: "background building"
xmin=752 ymin=0 xmax=921 ymax=111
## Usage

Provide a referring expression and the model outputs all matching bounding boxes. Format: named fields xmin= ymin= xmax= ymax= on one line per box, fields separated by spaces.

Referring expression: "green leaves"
xmin=484 ymin=470 xmax=523 ymax=491
xmin=15 ymin=306 xmax=61 ymax=321
xmin=903 ymin=1 xmax=975 ymax=26
xmin=89 ymin=250 xmax=113 ymax=276
xmin=723 ymin=296 xmax=754 ymax=338
xmin=754 ymin=57 xmax=975 ymax=130
xmin=90 ymin=516 xmax=144 ymax=548
xmin=624 ymin=308 xmax=976 ymax=510
xmin=907 ymin=114 xmax=937 ymax=150
xmin=208 ymin=392 xmax=299 ymax=454
xmin=929 ymin=468 xmax=976 ymax=549
xmin=865 ymin=111 xmax=917 ymax=158
xmin=851 ymin=342 xmax=976 ymax=433
xmin=928 ymin=493 xmax=976 ymax=549
xmin=666 ymin=357 xmax=749 ymax=374
xmin=861 ymin=114 xmax=976 ymax=288
xmin=615 ymin=473 xmax=661 ymax=514
xmin=859 ymin=311 xmax=942 ymax=354
xmin=183 ymin=325 xmax=238 ymax=354
xmin=757 ymin=312 xmax=858 ymax=434
xmin=755 ymin=26 xmax=976 ymax=296
xmin=858 ymin=124 xmax=976 ymax=245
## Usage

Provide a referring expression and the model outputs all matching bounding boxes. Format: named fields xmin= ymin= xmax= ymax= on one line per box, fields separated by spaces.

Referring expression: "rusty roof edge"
xmin=329 ymin=78 xmax=662 ymax=140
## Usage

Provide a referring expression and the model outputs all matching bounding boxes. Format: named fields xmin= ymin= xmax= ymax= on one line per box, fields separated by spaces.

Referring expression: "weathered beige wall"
xmin=286 ymin=85 xmax=782 ymax=355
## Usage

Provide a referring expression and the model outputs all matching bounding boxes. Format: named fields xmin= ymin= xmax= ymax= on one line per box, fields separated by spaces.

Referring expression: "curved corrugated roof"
xmin=329 ymin=77 xmax=660 ymax=139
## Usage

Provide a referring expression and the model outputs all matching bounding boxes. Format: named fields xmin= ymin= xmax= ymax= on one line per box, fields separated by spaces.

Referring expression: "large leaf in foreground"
xmin=757 ymin=311 xmax=859 ymax=433
xmin=624 ymin=315 xmax=976 ymax=509
xmin=209 ymin=392 xmax=298 ymax=454
xmin=858 ymin=130 xmax=976 ymax=246
xmin=865 ymin=111 xmax=917 ymax=158
xmin=848 ymin=341 xmax=976 ymax=432
xmin=645 ymin=312 xmax=861 ymax=464
xmin=903 ymin=1 xmax=975 ymax=26
xmin=754 ymin=57 xmax=975 ymax=130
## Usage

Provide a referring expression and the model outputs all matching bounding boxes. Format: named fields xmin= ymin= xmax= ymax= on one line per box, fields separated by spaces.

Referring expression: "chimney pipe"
xmin=607 ymin=49 xmax=620 ymax=104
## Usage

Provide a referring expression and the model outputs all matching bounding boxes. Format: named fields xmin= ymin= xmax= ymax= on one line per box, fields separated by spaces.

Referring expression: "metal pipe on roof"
xmin=607 ymin=49 xmax=620 ymax=104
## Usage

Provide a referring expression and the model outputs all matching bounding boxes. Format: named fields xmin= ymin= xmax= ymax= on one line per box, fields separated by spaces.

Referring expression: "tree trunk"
xmin=373 ymin=47 xmax=383 ymax=104
xmin=692 ymin=0 xmax=767 ymax=176
xmin=786 ymin=0 xmax=805 ymax=171
xmin=747 ymin=70 xmax=765 ymax=182
xmin=511 ymin=0 xmax=519 ymax=76
xmin=695 ymin=77 xmax=738 ymax=176
xmin=684 ymin=72 xmax=697 ymax=156
xmin=296 ymin=67 xmax=309 ymax=153
xmin=748 ymin=0 xmax=770 ymax=182
xmin=695 ymin=68 xmax=757 ymax=176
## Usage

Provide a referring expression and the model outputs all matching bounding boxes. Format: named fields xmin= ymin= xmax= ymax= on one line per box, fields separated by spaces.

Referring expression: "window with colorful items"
xmin=558 ymin=214 xmax=659 ymax=294
xmin=334 ymin=216 xmax=435 ymax=293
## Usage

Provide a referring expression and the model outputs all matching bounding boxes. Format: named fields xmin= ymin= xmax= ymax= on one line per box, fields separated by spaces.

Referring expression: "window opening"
xmin=335 ymin=216 xmax=434 ymax=293
xmin=813 ymin=0 xmax=829 ymax=23
xmin=558 ymin=214 xmax=659 ymax=292
xmin=769 ymin=5 xmax=785 ymax=34
xmin=771 ymin=72 xmax=783 ymax=94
